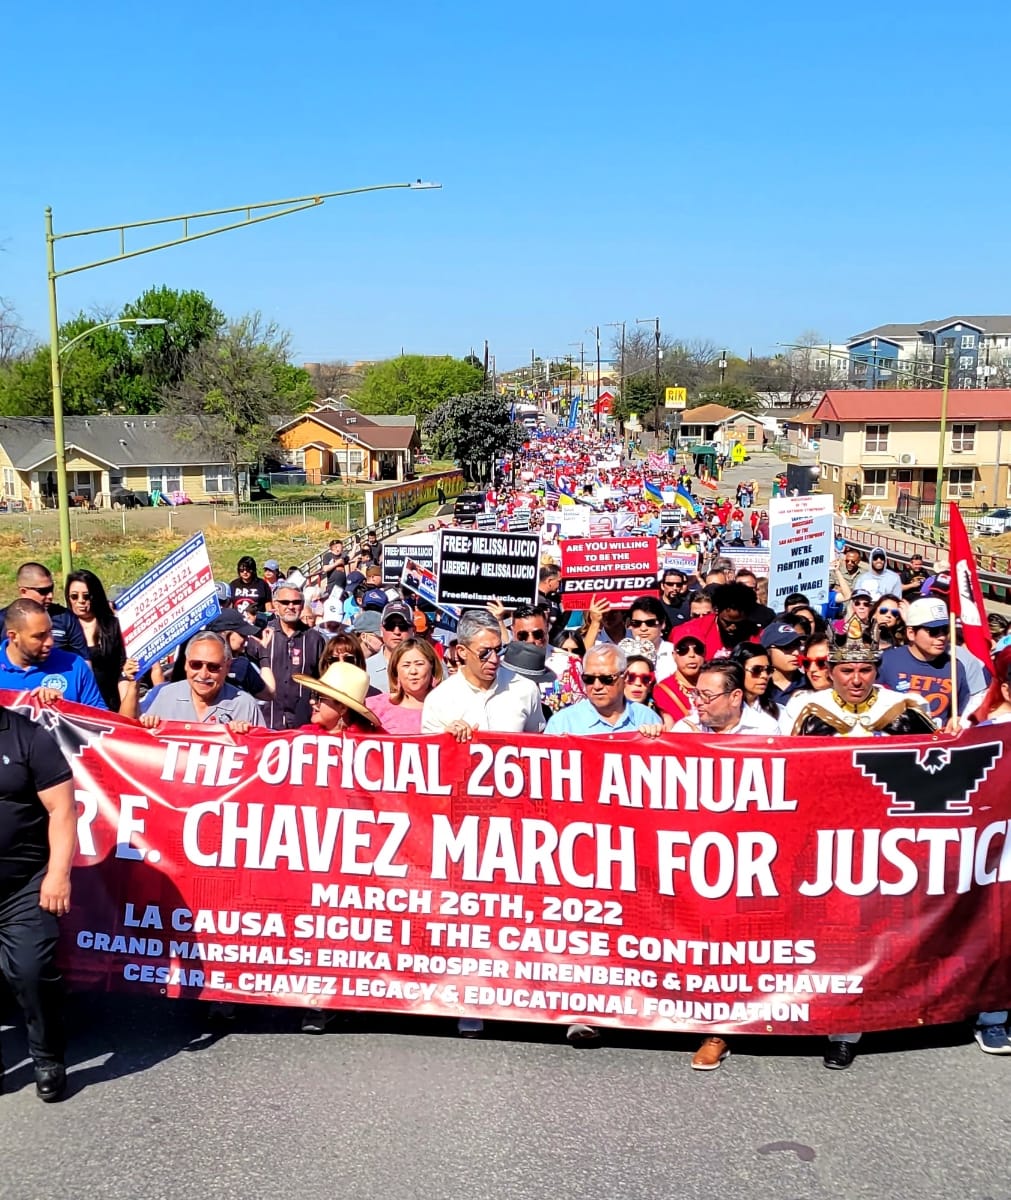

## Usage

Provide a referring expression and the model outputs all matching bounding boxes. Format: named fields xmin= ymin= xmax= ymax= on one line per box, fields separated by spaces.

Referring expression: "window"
xmin=746 ymin=425 xmax=756 ymax=440
xmin=961 ymin=334 xmax=976 ymax=349
xmin=951 ymin=424 xmax=976 ymax=452
xmin=832 ymin=466 xmax=840 ymax=482
xmin=203 ymin=465 xmax=233 ymax=493
xmin=947 ymin=468 xmax=975 ymax=499
xmin=109 ymin=471 xmax=124 ymax=491
xmin=853 ymin=361 xmax=868 ymax=379
xmin=958 ymin=355 xmax=974 ymax=370
xmin=148 ymin=466 xmax=182 ymax=493
xmin=2 ymin=468 xmax=15 ymax=498
xmin=285 ymin=448 xmax=306 ymax=468
xmin=864 ymin=424 xmax=889 ymax=452
xmin=835 ymin=423 xmax=841 ymax=437
xmin=862 ymin=469 xmax=888 ymax=499
xmin=332 ymin=449 xmax=366 ymax=477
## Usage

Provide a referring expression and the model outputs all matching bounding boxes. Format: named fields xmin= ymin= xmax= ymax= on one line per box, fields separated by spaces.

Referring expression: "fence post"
xmin=122 ymin=511 xmax=126 ymax=536
xmin=168 ymin=509 xmax=173 ymax=533
xmin=302 ymin=503 xmax=307 ymax=526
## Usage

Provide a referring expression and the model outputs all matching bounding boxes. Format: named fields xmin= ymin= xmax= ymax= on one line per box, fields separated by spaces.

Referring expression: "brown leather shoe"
xmin=691 ymin=1036 xmax=729 ymax=1071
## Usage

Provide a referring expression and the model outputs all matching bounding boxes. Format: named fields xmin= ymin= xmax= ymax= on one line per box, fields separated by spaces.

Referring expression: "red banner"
xmin=26 ymin=692 xmax=1011 ymax=1035
xmin=560 ymin=536 xmax=659 ymax=610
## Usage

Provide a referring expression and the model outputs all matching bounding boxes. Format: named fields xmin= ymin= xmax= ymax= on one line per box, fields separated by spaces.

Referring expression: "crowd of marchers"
xmin=2 ymin=432 xmax=1011 ymax=1100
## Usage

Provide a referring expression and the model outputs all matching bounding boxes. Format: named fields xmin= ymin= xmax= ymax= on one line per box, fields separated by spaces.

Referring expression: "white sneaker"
xmin=974 ymin=1025 xmax=1011 ymax=1054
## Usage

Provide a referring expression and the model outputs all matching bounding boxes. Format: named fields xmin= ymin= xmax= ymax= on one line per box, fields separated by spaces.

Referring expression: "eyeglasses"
xmin=675 ymin=643 xmax=704 ymax=655
xmin=331 ymin=653 xmax=359 ymax=664
xmin=383 ymin=620 xmax=412 ymax=633
xmin=877 ymin=607 xmax=901 ymax=616
xmin=853 ymin=599 xmax=871 ymax=606
xmin=187 ymin=660 xmax=225 ymax=672
xmin=308 ymin=694 xmax=338 ymax=707
xmin=663 ymin=580 xmax=686 ymax=589
xmin=463 ymin=644 xmax=502 ymax=662
xmin=804 ymin=656 xmax=830 ymax=668
xmin=68 ymin=593 xmax=91 ymax=602
xmin=626 ymin=672 xmax=654 ymax=684
xmin=275 ymin=598 xmax=302 ymax=607
xmin=26 ymin=584 xmax=54 ymax=595
xmin=629 ymin=618 xmax=659 ymax=628
xmin=690 ymin=688 xmax=731 ymax=704
xmin=515 ymin=629 xmax=547 ymax=642
xmin=584 ymin=673 xmax=622 ymax=686
xmin=745 ymin=665 xmax=772 ymax=676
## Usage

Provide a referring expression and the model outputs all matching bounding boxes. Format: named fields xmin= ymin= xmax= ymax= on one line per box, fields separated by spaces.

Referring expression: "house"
xmin=847 ymin=316 xmax=1011 ymax=390
xmin=813 ymin=389 xmax=1011 ymax=509
xmin=274 ymin=404 xmax=421 ymax=483
xmin=677 ymin=404 xmax=768 ymax=451
xmin=0 ymin=415 xmax=248 ymax=509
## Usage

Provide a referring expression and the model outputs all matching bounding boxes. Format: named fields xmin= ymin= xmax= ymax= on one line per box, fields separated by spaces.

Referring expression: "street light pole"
xmin=636 ymin=317 xmax=661 ymax=440
xmin=45 ymin=181 xmax=440 ymax=575
xmin=932 ymin=348 xmax=952 ymax=530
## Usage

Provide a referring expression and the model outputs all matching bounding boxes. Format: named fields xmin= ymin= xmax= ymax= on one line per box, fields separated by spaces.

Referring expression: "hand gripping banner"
xmin=28 ymin=693 xmax=1011 ymax=1035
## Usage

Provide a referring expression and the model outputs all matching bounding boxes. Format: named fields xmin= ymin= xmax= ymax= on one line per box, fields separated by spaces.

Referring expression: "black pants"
xmin=0 ymin=869 xmax=65 ymax=1065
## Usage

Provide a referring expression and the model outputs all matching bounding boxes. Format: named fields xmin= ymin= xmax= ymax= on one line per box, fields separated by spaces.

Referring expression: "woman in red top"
xmin=652 ymin=635 xmax=705 ymax=728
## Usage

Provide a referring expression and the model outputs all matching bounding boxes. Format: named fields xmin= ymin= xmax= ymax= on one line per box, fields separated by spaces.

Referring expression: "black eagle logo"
xmin=11 ymin=703 xmax=117 ymax=760
xmin=853 ymin=742 xmax=1003 ymax=817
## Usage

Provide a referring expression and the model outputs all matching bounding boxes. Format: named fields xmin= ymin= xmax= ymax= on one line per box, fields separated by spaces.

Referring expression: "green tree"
xmin=423 ymin=390 xmax=522 ymax=484
xmin=161 ymin=313 xmax=306 ymax=502
xmin=119 ymin=285 xmax=225 ymax=412
xmin=355 ymin=355 xmax=485 ymax=417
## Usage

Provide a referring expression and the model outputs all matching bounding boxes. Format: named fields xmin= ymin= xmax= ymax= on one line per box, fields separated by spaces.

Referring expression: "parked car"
xmin=975 ymin=508 xmax=1011 ymax=536
xmin=453 ymin=492 xmax=486 ymax=525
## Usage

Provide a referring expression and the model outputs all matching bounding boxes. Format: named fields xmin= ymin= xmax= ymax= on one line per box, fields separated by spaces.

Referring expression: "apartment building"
xmin=847 ymin=316 xmax=1011 ymax=390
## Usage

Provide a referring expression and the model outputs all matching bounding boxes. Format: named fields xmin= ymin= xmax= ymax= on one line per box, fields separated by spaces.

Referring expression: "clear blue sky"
xmin=5 ymin=0 xmax=1011 ymax=372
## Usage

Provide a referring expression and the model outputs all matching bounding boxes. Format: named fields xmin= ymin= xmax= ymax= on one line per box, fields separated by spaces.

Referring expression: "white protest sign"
xmin=115 ymin=533 xmax=219 ymax=673
xmin=768 ymin=495 xmax=833 ymax=608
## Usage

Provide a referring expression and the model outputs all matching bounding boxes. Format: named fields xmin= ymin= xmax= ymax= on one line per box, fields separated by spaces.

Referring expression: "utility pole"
xmin=637 ymin=316 xmax=661 ymax=441
xmin=569 ymin=342 xmax=584 ymax=424
xmin=606 ymin=321 xmax=625 ymax=427
xmin=719 ymin=349 xmax=728 ymax=386
xmin=595 ymin=325 xmax=601 ymax=432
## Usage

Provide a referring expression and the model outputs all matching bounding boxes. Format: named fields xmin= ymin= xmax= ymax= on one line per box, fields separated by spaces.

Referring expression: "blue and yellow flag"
xmin=675 ymin=482 xmax=701 ymax=515
xmin=644 ymin=482 xmax=665 ymax=507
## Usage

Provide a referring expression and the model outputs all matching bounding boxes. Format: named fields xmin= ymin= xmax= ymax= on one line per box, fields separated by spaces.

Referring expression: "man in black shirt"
xmin=659 ymin=570 xmax=693 ymax=627
xmin=320 ymin=540 xmax=347 ymax=596
xmin=0 ymin=562 xmax=87 ymax=659
xmin=251 ymin=583 xmax=324 ymax=729
xmin=0 ymin=708 xmax=76 ymax=1101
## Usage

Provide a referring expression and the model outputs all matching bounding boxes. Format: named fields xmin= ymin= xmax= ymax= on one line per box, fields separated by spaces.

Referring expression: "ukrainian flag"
xmin=558 ymin=487 xmax=577 ymax=507
xmin=644 ymin=482 xmax=664 ymax=506
xmin=675 ymin=482 xmax=701 ymax=516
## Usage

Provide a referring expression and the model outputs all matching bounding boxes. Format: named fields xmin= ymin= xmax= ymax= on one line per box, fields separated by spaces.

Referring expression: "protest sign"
xmin=559 ymin=506 xmax=589 ymax=538
xmin=768 ymin=495 xmax=833 ymax=609
xmin=508 ymin=510 xmax=532 ymax=533
xmin=658 ymin=549 xmax=700 ymax=578
xmin=437 ymin=530 xmax=541 ymax=608
xmin=721 ymin=547 xmax=772 ymax=578
xmin=475 ymin=511 xmax=498 ymax=531
xmin=399 ymin=558 xmax=460 ymax=621
xmin=114 ymin=533 xmax=219 ymax=673
xmin=588 ymin=510 xmax=637 ymax=537
xmin=560 ymin=537 xmax=659 ymax=609
xmin=383 ymin=541 xmax=436 ymax=587
xmin=35 ymin=695 xmax=1011 ymax=1035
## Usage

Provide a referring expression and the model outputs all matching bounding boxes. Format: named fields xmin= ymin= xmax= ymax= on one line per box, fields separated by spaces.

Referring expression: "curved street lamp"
xmin=45 ymin=181 xmax=442 ymax=573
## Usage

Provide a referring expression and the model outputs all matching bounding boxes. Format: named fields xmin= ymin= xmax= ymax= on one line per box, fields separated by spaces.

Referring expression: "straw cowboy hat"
xmin=292 ymin=662 xmax=378 ymax=725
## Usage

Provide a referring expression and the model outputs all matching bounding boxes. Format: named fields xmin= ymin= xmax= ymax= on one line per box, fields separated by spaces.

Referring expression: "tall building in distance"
xmin=847 ymin=317 xmax=1011 ymax=389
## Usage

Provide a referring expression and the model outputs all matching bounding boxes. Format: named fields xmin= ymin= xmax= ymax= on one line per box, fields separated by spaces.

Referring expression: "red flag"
xmin=948 ymin=502 xmax=994 ymax=673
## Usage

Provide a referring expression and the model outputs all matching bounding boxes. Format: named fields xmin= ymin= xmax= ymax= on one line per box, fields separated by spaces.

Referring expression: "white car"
xmin=975 ymin=507 xmax=1011 ymax=536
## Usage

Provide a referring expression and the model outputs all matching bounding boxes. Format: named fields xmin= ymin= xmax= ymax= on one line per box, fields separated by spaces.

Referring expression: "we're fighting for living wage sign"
xmin=28 ymin=694 xmax=1011 ymax=1036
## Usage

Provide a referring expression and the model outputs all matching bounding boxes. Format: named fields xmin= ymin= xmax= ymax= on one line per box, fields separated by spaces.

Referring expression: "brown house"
xmin=275 ymin=405 xmax=421 ymax=483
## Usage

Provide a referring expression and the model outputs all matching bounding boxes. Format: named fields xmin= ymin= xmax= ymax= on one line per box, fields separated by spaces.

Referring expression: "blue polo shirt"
xmin=0 ymin=644 xmax=108 ymax=709
xmin=545 ymin=699 xmax=657 ymax=735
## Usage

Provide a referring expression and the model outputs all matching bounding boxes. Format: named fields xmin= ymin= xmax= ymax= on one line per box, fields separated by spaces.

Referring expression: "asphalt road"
xmin=3 ymin=996 xmax=1009 ymax=1200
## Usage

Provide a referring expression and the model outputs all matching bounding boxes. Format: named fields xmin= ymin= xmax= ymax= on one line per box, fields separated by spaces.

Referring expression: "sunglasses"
xmin=187 ymin=660 xmax=225 ymax=672
xmin=629 ymin=618 xmax=659 ymax=628
xmin=331 ymin=653 xmax=359 ymax=664
xmin=68 ymin=592 xmax=91 ymax=602
xmin=383 ymin=620 xmax=412 ymax=633
xmin=27 ymin=584 xmax=54 ymax=595
xmin=584 ymin=673 xmax=622 ymax=686
xmin=804 ymin=656 xmax=830 ymax=668
xmin=626 ymin=671 xmax=654 ymax=684
xmin=675 ymin=642 xmax=704 ymax=655
xmin=463 ymin=644 xmax=502 ymax=662
xmin=877 ymin=607 xmax=901 ymax=616
xmin=853 ymin=598 xmax=871 ymax=606
xmin=515 ymin=629 xmax=546 ymax=642
xmin=275 ymin=598 xmax=302 ymax=607
xmin=745 ymin=665 xmax=771 ymax=676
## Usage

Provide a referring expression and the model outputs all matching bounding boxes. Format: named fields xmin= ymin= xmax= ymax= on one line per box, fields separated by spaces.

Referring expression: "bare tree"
xmin=306 ymin=359 xmax=364 ymax=401
xmin=0 ymin=297 xmax=37 ymax=366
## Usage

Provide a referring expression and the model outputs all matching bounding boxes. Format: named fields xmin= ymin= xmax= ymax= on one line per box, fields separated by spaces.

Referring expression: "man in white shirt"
xmin=420 ymin=607 xmax=544 ymax=1038
xmin=421 ymin=608 xmax=545 ymax=739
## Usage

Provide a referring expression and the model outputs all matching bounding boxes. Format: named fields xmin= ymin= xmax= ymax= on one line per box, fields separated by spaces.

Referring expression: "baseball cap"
xmin=263 ymin=559 xmax=280 ymax=572
xmin=322 ymin=596 xmax=344 ymax=624
xmin=207 ymin=609 xmax=250 ymax=640
xmin=907 ymin=597 xmax=949 ymax=629
xmin=214 ymin=580 xmax=232 ymax=603
xmin=362 ymin=588 xmax=389 ymax=612
xmin=381 ymin=600 xmax=414 ymax=625
xmin=353 ymin=610 xmax=381 ymax=634
xmin=760 ymin=622 xmax=804 ymax=650
xmin=851 ymin=588 xmax=873 ymax=602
